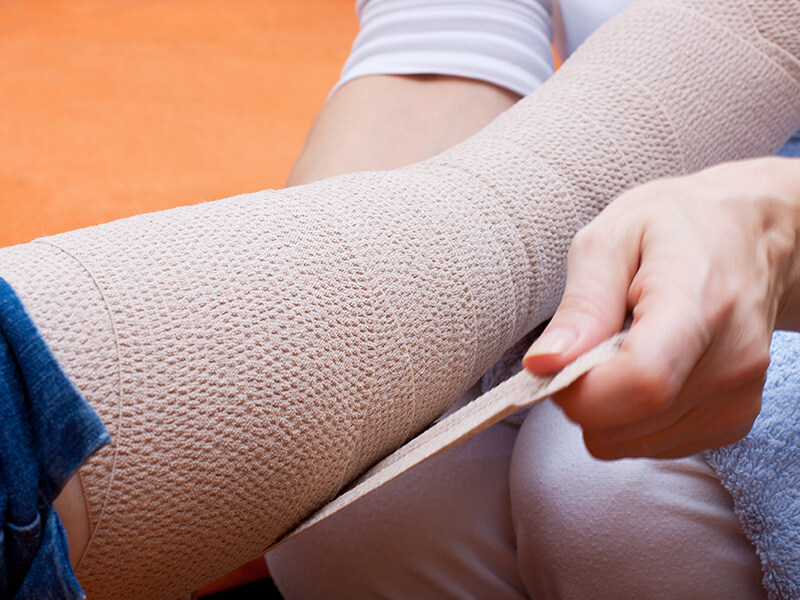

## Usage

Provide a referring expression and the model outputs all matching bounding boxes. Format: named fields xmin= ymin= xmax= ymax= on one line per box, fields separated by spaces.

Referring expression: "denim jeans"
xmin=777 ymin=129 xmax=800 ymax=158
xmin=0 ymin=278 xmax=109 ymax=599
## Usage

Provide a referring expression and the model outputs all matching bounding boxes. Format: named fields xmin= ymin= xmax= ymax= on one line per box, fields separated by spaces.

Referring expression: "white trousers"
xmin=266 ymin=399 xmax=766 ymax=599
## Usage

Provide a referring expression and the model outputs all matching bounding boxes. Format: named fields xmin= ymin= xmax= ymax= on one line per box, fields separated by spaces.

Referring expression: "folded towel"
xmin=706 ymin=331 xmax=800 ymax=600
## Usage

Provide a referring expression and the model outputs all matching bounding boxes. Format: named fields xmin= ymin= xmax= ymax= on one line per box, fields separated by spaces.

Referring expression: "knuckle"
xmin=569 ymin=226 xmax=605 ymax=259
xmin=628 ymin=363 xmax=678 ymax=414
xmin=583 ymin=433 xmax=621 ymax=461
xmin=556 ymin=292 xmax=608 ymax=323
xmin=747 ymin=350 xmax=772 ymax=382
xmin=726 ymin=342 xmax=771 ymax=387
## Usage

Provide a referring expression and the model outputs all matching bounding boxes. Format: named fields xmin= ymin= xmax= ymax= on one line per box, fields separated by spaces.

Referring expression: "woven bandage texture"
xmin=0 ymin=0 xmax=798 ymax=597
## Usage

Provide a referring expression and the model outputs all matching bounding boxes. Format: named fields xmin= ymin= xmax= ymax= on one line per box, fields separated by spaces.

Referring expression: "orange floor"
xmin=1 ymin=0 xmax=358 ymax=247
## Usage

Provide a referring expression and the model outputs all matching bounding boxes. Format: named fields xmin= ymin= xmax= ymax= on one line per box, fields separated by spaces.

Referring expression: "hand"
xmin=523 ymin=157 xmax=800 ymax=459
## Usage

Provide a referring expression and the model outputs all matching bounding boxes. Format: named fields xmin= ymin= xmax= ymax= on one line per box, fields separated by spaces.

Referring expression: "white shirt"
xmin=336 ymin=0 xmax=635 ymax=96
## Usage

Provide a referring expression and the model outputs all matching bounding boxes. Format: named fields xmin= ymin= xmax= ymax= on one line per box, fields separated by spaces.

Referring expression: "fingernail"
xmin=525 ymin=329 xmax=576 ymax=358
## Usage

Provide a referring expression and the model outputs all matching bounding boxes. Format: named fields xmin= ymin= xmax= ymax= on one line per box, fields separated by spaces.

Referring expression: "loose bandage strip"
xmin=1 ymin=1 xmax=799 ymax=597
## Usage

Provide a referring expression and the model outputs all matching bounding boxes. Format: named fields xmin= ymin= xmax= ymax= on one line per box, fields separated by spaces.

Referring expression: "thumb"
xmin=523 ymin=224 xmax=638 ymax=375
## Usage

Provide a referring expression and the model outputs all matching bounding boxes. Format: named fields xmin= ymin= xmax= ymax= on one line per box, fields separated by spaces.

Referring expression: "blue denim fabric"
xmin=777 ymin=130 xmax=800 ymax=158
xmin=0 ymin=277 xmax=110 ymax=599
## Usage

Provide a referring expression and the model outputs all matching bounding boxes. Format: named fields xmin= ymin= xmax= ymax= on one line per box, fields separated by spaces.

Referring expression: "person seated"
xmin=0 ymin=0 xmax=798 ymax=598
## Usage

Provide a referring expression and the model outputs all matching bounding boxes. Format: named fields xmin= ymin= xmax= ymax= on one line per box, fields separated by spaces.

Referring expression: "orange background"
xmin=1 ymin=0 xmax=358 ymax=247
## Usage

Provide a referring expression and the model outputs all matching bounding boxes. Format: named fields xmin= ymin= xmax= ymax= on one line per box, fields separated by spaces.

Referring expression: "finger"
xmin=523 ymin=219 xmax=639 ymax=375
xmin=585 ymin=419 xmax=753 ymax=460
xmin=553 ymin=287 xmax=710 ymax=430
xmin=581 ymin=378 xmax=763 ymax=459
xmin=650 ymin=424 xmax=754 ymax=459
xmin=582 ymin=373 xmax=764 ymax=449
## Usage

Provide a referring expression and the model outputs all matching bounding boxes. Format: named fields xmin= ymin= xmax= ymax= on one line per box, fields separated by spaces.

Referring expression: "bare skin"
xmin=287 ymin=74 xmax=520 ymax=186
xmin=49 ymin=56 xmax=800 ymax=598
xmin=50 ymin=69 xmax=800 ymax=587
xmin=52 ymin=473 xmax=91 ymax=569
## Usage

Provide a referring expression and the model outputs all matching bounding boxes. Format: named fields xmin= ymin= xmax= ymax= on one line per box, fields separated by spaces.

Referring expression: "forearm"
xmin=287 ymin=74 xmax=521 ymax=186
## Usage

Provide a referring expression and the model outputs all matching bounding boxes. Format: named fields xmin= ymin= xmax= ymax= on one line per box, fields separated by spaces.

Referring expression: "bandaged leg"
xmin=1 ymin=1 xmax=798 ymax=597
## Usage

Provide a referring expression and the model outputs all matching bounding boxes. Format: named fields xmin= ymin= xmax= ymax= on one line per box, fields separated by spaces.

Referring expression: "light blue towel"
xmin=705 ymin=330 xmax=800 ymax=600
xmin=702 ymin=131 xmax=800 ymax=600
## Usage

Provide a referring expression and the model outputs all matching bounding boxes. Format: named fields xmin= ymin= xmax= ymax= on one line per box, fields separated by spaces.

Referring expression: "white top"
xmin=335 ymin=0 xmax=634 ymax=96
xmin=556 ymin=0 xmax=635 ymax=56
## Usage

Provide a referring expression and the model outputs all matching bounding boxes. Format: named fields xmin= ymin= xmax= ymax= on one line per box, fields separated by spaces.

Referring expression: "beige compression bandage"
xmin=1 ymin=0 xmax=799 ymax=597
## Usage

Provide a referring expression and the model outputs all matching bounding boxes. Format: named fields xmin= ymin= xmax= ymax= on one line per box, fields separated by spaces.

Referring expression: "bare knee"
xmin=52 ymin=472 xmax=91 ymax=570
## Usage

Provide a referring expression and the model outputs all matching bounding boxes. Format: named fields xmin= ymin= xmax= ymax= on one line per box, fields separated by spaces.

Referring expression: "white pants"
xmin=266 ymin=399 xmax=766 ymax=599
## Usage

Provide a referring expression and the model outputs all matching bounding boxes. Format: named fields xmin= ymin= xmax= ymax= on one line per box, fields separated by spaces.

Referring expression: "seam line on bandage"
xmin=31 ymin=239 xmax=122 ymax=567
xmin=665 ymin=0 xmax=800 ymax=80
xmin=568 ymin=61 xmax=688 ymax=177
